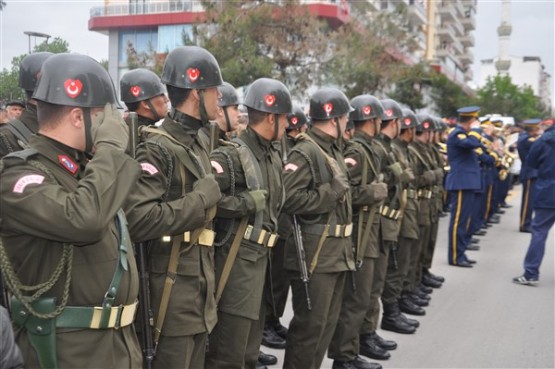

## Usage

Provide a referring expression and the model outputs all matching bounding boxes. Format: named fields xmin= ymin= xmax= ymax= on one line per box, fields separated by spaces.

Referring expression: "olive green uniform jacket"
xmin=0 ymin=104 xmax=38 ymax=157
xmin=126 ymin=113 xmax=217 ymax=336
xmin=0 ymin=135 xmax=142 ymax=368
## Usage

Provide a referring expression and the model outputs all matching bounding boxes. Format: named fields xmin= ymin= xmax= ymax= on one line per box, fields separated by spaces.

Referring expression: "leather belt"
xmin=379 ymin=205 xmax=401 ymax=220
xmin=417 ymin=189 xmax=432 ymax=199
xmin=161 ymin=229 xmax=215 ymax=247
xmin=303 ymin=223 xmax=353 ymax=238
xmin=406 ymin=189 xmax=417 ymax=199
xmin=244 ymin=225 xmax=278 ymax=248
xmin=56 ymin=300 xmax=138 ymax=329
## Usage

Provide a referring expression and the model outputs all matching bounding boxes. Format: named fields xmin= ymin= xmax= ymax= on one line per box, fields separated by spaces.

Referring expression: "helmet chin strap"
xmin=273 ymin=113 xmax=280 ymax=142
xmin=83 ymin=107 xmax=94 ymax=154
xmin=334 ymin=117 xmax=342 ymax=139
xmin=145 ymin=99 xmax=162 ymax=122
xmin=223 ymin=107 xmax=232 ymax=132
xmin=198 ymin=89 xmax=209 ymax=127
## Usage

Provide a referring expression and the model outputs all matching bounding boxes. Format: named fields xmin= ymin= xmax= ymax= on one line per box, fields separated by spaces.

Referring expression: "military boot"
xmin=359 ymin=333 xmax=391 ymax=360
xmin=332 ymin=356 xmax=383 ymax=369
xmin=422 ymin=273 xmax=442 ymax=288
xmin=372 ymin=332 xmax=397 ymax=350
xmin=399 ymin=295 xmax=426 ymax=316
xmin=405 ymin=292 xmax=429 ymax=307
xmin=399 ymin=312 xmax=420 ymax=328
xmin=262 ymin=323 xmax=286 ymax=349
xmin=380 ymin=302 xmax=416 ymax=334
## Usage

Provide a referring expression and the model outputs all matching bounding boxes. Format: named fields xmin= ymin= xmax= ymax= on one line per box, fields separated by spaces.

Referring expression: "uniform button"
xmin=36 ymin=326 xmax=43 ymax=332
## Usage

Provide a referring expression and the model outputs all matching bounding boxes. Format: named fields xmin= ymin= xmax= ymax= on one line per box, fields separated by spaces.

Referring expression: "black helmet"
xmin=309 ymin=87 xmax=353 ymax=120
xmin=19 ymin=52 xmax=53 ymax=92
xmin=161 ymin=46 xmax=223 ymax=89
xmin=33 ymin=53 xmax=119 ymax=107
xmin=400 ymin=108 xmax=418 ymax=130
xmin=218 ymin=81 xmax=240 ymax=107
xmin=120 ymin=68 xmax=166 ymax=103
xmin=433 ymin=117 xmax=447 ymax=132
xmin=380 ymin=99 xmax=402 ymax=121
xmin=287 ymin=105 xmax=308 ymax=131
xmin=416 ymin=113 xmax=435 ymax=133
xmin=350 ymin=94 xmax=384 ymax=122
xmin=243 ymin=78 xmax=292 ymax=114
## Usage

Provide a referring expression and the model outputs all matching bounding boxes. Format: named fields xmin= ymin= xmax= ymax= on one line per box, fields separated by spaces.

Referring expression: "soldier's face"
xmin=276 ymin=114 xmax=289 ymax=140
xmin=7 ymin=105 xmax=24 ymax=120
xmin=149 ymin=94 xmax=169 ymax=119
xmin=216 ymin=105 xmax=241 ymax=132
xmin=202 ymin=87 xmax=221 ymax=120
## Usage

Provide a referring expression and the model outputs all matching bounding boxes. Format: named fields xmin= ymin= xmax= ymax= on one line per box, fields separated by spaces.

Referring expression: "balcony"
xmin=459 ymin=49 xmax=474 ymax=65
xmin=451 ymin=20 xmax=464 ymax=37
xmin=460 ymin=34 xmax=475 ymax=47
xmin=461 ymin=13 xmax=476 ymax=31
xmin=408 ymin=0 xmax=427 ymax=25
xmin=453 ymin=0 xmax=465 ymax=18
xmin=452 ymin=40 xmax=464 ymax=55
xmin=437 ymin=2 xmax=456 ymax=21
xmin=437 ymin=25 xmax=456 ymax=43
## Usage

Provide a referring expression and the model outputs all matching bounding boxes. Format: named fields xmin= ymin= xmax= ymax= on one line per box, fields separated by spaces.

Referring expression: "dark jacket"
xmin=528 ymin=125 xmax=555 ymax=209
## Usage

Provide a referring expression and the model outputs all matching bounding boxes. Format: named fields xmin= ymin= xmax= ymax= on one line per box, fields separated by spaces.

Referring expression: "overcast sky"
xmin=0 ymin=0 xmax=553 ymax=104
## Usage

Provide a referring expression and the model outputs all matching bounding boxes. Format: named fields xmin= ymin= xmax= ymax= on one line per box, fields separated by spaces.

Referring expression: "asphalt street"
xmin=263 ymin=184 xmax=555 ymax=369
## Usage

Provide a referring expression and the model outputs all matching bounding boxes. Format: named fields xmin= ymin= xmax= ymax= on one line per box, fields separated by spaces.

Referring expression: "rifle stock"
xmin=127 ymin=112 xmax=155 ymax=369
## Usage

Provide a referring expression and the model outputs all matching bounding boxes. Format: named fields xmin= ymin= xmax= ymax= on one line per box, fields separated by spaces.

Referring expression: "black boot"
xmin=422 ymin=273 xmax=442 ymax=288
xmin=424 ymin=269 xmax=445 ymax=283
xmin=399 ymin=295 xmax=426 ymax=316
xmin=398 ymin=312 xmax=420 ymax=328
xmin=380 ymin=302 xmax=416 ymax=334
xmin=406 ymin=293 xmax=429 ymax=307
xmin=262 ymin=323 xmax=286 ymax=349
xmin=333 ymin=356 xmax=383 ymax=369
xmin=411 ymin=289 xmax=431 ymax=301
xmin=359 ymin=333 xmax=391 ymax=360
xmin=372 ymin=332 xmax=397 ymax=350
xmin=258 ymin=351 xmax=277 ymax=366
xmin=267 ymin=318 xmax=288 ymax=339
xmin=418 ymin=283 xmax=433 ymax=294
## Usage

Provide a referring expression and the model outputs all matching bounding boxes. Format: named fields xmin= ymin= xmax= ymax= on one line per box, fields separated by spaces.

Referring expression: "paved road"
xmin=263 ymin=184 xmax=555 ymax=368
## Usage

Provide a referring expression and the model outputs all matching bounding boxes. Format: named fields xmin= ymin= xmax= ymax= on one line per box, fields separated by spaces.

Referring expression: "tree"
xmin=476 ymin=75 xmax=548 ymax=121
xmin=430 ymin=73 xmax=472 ymax=118
xmin=0 ymin=38 xmax=70 ymax=101
xmin=389 ymin=63 xmax=431 ymax=111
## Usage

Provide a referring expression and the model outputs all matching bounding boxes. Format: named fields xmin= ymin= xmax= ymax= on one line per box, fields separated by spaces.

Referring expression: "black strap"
xmin=6 ymin=119 xmax=33 ymax=146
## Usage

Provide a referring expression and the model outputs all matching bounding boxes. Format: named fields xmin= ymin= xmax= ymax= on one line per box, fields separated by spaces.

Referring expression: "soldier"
xmin=0 ymin=53 xmax=142 ymax=368
xmin=517 ymin=119 xmax=542 ymax=233
xmin=513 ymin=118 xmax=555 ymax=285
xmin=328 ymin=94 xmax=389 ymax=369
xmin=263 ymin=104 xmax=309 ymax=350
xmin=445 ymin=106 xmax=483 ymax=267
xmin=215 ymin=81 xmax=242 ymax=137
xmin=120 ymin=68 xmax=168 ymax=126
xmin=0 ymin=52 xmax=53 ymax=157
xmin=282 ymin=87 xmax=355 ymax=369
xmin=125 ymin=46 xmax=223 ymax=369
xmin=205 ymin=78 xmax=291 ymax=369
xmin=5 ymin=100 xmax=25 ymax=121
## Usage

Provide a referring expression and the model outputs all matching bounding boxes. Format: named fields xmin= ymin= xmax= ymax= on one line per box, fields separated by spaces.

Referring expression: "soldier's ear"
xmin=68 ymin=108 xmax=85 ymax=129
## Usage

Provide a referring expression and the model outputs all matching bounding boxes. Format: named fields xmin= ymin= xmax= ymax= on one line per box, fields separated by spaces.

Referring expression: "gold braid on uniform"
xmin=0 ymin=159 xmax=73 ymax=319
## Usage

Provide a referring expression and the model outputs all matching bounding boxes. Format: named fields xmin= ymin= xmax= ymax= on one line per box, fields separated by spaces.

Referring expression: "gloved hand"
xmin=433 ymin=168 xmax=444 ymax=183
xmin=245 ymin=190 xmax=268 ymax=212
xmin=388 ymin=162 xmax=403 ymax=178
xmin=369 ymin=182 xmax=388 ymax=202
xmin=423 ymin=170 xmax=436 ymax=185
xmin=92 ymin=103 xmax=129 ymax=152
xmin=400 ymin=167 xmax=415 ymax=183
xmin=330 ymin=175 xmax=349 ymax=199
xmin=193 ymin=174 xmax=221 ymax=209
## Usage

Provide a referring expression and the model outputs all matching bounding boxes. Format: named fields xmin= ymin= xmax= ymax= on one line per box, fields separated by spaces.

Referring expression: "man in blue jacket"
xmin=513 ymin=118 xmax=555 ymax=285
xmin=517 ymin=119 xmax=542 ymax=232
xmin=445 ymin=106 xmax=483 ymax=267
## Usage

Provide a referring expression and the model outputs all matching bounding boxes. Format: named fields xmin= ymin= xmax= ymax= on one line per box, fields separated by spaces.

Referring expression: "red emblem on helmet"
xmin=64 ymin=79 xmax=83 ymax=99
xmin=323 ymin=103 xmax=333 ymax=115
xmin=187 ymin=68 xmax=200 ymax=82
xmin=423 ymin=122 xmax=430 ymax=129
xmin=385 ymin=109 xmax=393 ymax=117
xmin=130 ymin=86 xmax=141 ymax=97
xmin=404 ymin=118 xmax=412 ymax=126
xmin=265 ymin=94 xmax=276 ymax=106
xmin=363 ymin=106 xmax=372 ymax=116
xmin=291 ymin=116 xmax=298 ymax=125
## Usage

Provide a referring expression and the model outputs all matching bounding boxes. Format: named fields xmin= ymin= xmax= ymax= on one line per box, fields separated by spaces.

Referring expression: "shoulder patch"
xmin=457 ymin=133 xmax=467 ymax=140
xmin=284 ymin=163 xmax=298 ymax=172
xmin=58 ymin=155 xmax=78 ymax=174
xmin=13 ymin=174 xmax=45 ymax=193
xmin=4 ymin=148 xmax=39 ymax=161
xmin=211 ymin=160 xmax=224 ymax=174
xmin=344 ymin=157 xmax=358 ymax=167
xmin=140 ymin=162 xmax=159 ymax=175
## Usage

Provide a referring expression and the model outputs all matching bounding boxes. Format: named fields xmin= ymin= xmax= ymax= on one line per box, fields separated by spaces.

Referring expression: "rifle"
xmin=281 ymin=134 xmax=312 ymax=310
xmin=209 ymin=121 xmax=219 ymax=153
xmin=128 ymin=112 xmax=155 ymax=369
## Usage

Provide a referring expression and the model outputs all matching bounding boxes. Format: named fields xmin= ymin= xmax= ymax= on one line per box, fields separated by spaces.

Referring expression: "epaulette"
xmin=3 ymin=148 xmax=39 ymax=162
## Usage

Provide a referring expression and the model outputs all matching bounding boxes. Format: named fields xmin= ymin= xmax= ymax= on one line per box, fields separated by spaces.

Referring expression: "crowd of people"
xmin=0 ymin=47 xmax=553 ymax=369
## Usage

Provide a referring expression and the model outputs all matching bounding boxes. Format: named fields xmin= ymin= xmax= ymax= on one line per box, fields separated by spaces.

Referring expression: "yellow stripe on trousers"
xmin=485 ymin=185 xmax=493 ymax=220
xmin=452 ymin=190 xmax=463 ymax=265
xmin=520 ymin=179 xmax=531 ymax=230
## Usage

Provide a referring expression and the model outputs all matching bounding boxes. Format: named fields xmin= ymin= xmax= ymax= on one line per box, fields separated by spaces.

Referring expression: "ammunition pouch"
xmin=243 ymin=225 xmax=278 ymax=248
xmin=162 ymin=228 xmax=215 ymax=247
xmin=406 ymin=189 xmax=417 ymax=199
xmin=417 ymin=189 xmax=433 ymax=199
xmin=303 ymin=223 xmax=353 ymax=238
xmin=379 ymin=205 xmax=401 ymax=220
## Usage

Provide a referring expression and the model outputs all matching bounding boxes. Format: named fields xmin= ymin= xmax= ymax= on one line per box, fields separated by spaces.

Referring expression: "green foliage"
xmin=33 ymin=37 xmax=69 ymax=53
xmin=476 ymin=75 xmax=548 ymax=121
xmin=430 ymin=73 xmax=471 ymax=118
xmin=389 ymin=63 xmax=431 ymax=111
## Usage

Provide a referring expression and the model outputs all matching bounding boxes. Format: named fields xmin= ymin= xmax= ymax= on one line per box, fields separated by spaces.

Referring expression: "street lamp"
xmin=23 ymin=31 xmax=51 ymax=54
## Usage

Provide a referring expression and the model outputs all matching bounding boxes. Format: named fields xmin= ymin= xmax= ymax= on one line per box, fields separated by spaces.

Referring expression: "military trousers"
xmin=283 ymin=271 xmax=346 ymax=369
xmin=524 ymin=208 xmax=555 ymax=280
xmin=205 ymin=298 xmax=265 ymax=369
xmin=265 ymin=236 xmax=291 ymax=323
xmin=328 ymin=257 xmax=375 ymax=362
xmin=520 ymin=179 xmax=536 ymax=232
xmin=381 ymin=236 xmax=413 ymax=304
xmin=403 ymin=235 xmax=423 ymax=293
xmin=423 ymin=220 xmax=439 ymax=271
xmin=448 ymin=190 xmax=475 ymax=265
xmin=470 ymin=190 xmax=486 ymax=235
xmin=415 ymin=225 xmax=431 ymax=286
xmin=360 ymin=240 xmax=391 ymax=334
xmin=153 ymin=332 xmax=207 ymax=369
